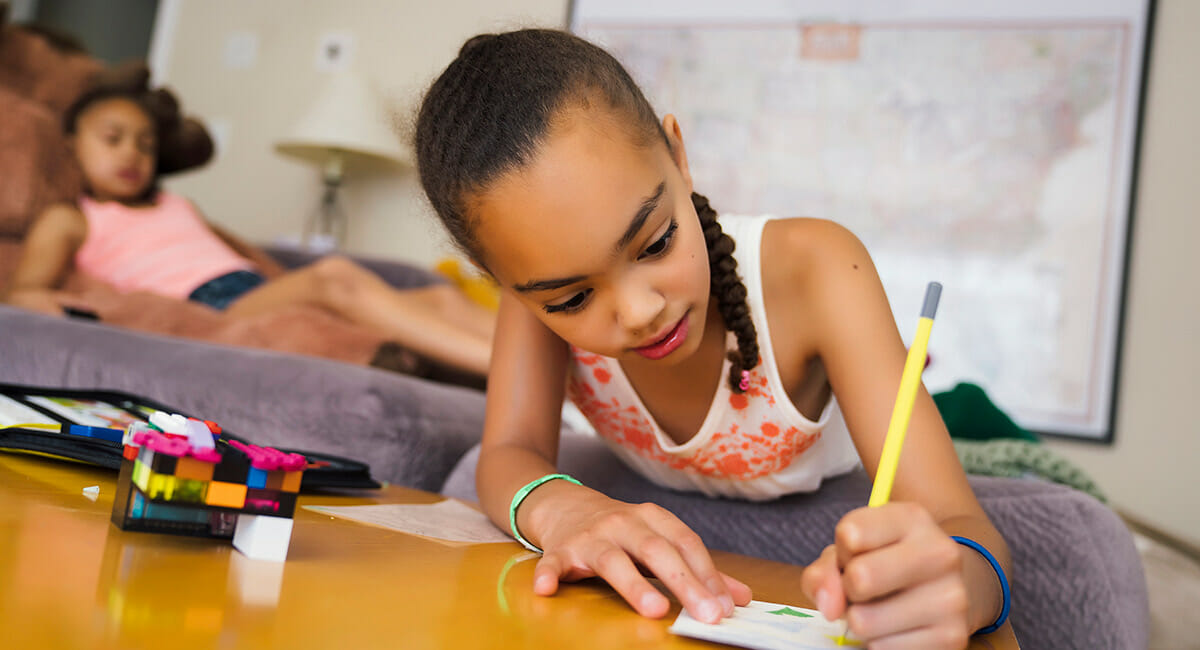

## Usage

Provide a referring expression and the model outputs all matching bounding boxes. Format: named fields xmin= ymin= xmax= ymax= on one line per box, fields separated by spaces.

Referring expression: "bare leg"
xmin=225 ymin=257 xmax=494 ymax=375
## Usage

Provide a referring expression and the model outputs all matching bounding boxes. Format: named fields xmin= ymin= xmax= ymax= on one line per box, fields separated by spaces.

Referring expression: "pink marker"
xmin=190 ymin=447 xmax=222 ymax=463
xmin=281 ymin=453 xmax=307 ymax=471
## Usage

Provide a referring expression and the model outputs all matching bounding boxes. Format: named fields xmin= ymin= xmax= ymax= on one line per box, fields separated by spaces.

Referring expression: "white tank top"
xmin=564 ymin=214 xmax=861 ymax=501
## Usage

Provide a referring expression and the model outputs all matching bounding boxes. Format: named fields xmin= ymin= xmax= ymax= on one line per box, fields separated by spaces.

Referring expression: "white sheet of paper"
xmin=670 ymin=599 xmax=863 ymax=649
xmin=302 ymin=499 xmax=514 ymax=546
xmin=25 ymin=395 xmax=137 ymax=428
xmin=0 ymin=395 xmax=58 ymax=427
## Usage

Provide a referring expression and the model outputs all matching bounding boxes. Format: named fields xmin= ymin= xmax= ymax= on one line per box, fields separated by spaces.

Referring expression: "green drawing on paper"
xmin=767 ymin=607 xmax=813 ymax=618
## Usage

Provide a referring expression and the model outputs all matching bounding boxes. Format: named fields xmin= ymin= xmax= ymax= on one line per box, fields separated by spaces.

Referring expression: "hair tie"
xmin=739 ymin=370 xmax=751 ymax=391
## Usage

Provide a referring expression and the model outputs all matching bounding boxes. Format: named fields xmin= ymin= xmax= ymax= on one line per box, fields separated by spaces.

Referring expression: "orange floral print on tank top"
xmin=567 ymin=349 xmax=821 ymax=480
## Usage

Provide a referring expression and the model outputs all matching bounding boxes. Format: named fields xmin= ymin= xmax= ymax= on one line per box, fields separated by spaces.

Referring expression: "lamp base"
xmin=302 ymin=174 xmax=347 ymax=251
xmin=299 ymin=233 xmax=338 ymax=254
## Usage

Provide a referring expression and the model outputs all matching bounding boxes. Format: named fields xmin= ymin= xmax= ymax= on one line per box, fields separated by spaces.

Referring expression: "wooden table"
xmin=0 ymin=454 xmax=1018 ymax=649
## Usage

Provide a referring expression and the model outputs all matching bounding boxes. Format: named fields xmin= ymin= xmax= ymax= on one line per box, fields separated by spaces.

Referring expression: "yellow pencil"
xmin=838 ymin=281 xmax=941 ymax=645
xmin=869 ymin=281 xmax=941 ymax=507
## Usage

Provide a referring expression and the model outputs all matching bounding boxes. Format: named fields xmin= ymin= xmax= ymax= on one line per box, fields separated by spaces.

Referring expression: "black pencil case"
xmin=0 ymin=382 xmax=380 ymax=491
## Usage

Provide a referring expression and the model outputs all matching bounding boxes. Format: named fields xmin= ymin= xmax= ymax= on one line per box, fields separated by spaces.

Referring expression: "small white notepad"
xmin=670 ymin=600 xmax=863 ymax=649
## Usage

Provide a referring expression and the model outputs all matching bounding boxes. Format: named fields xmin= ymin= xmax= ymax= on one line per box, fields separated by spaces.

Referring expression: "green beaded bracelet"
xmin=508 ymin=473 xmax=582 ymax=553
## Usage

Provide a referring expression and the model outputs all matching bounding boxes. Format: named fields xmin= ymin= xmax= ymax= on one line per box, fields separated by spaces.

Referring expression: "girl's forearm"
xmin=938 ymin=514 xmax=1012 ymax=632
xmin=476 ymin=443 xmax=572 ymax=544
xmin=3 ymin=287 xmax=67 ymax=316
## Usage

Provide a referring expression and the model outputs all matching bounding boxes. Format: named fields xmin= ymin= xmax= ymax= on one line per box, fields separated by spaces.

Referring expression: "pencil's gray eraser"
xmin=921 ymin=282 xmax=942 ymax=319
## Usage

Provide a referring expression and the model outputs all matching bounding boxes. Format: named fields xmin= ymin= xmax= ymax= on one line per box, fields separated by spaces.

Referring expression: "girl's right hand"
xmin=528 ymin=490 xmax=752 ymax=623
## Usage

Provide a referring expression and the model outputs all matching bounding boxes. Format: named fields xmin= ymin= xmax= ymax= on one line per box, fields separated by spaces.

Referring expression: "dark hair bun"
xmin=157 ymin=112 xmax=214 ymax=174
xmin=458 ymin=33 xmax=497 ymax=57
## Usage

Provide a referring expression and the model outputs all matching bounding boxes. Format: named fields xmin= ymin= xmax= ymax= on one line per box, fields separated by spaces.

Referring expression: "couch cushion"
xmin=0 ymin=88 xmax=83 ymax=238
xmin=0 ymin=25 xmax=101 ymax=114
xmin=0 ymin=239 xmax=24 ymax=290
xmin=0 ymin=304 xmax=487 ymax=492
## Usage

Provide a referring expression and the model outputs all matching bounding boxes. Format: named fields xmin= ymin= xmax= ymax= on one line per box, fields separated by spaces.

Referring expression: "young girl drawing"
xmin=3 ymin=84 xmax=494 ymax=380
xmin=415 ymin=29 xmax=1011 ymax=648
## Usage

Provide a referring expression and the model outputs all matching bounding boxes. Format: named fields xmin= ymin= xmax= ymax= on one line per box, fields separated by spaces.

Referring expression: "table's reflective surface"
xmin=1 ymin=454 xmax=1017 ymax=649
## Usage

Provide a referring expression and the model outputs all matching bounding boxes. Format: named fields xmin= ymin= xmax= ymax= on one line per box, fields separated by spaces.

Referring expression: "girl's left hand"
xmin=800 ymin=502 xmax=971 ymax=649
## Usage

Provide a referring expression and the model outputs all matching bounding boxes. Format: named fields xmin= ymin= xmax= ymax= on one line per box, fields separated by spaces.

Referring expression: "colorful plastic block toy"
xmin=110 ymin=412 xmax=306 ymax=562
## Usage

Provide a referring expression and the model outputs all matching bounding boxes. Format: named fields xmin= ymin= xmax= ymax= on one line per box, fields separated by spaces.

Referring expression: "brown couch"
xmin=0 ymin=20 xmax=96 ymax=281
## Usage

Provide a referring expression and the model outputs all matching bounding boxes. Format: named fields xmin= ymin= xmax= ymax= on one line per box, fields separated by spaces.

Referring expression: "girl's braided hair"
xmin=692 ymin=192 xmax=760 ymax=391
xmin=415 ymin=28 xmax=759 ymax=391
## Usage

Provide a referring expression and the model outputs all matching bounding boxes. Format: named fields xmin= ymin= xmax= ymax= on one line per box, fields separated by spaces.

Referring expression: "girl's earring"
xmin=739 ymin=370 xmax=751 ymax=392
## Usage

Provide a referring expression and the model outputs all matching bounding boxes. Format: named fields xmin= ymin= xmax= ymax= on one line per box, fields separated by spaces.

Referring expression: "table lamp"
xmin=275 ymin=72 xmax=411 ymax=250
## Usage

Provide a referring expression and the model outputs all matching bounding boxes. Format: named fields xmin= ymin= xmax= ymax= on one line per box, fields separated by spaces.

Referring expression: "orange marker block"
xmin=280 ymin=470 xmax=303 ymax=493
xmin=205 ymin=481 xmax=247 ymax=509
xmin=265 ymin=470 xmax=285 ymax=491
xmin=175 ymin=456 xmax=215 ymax=482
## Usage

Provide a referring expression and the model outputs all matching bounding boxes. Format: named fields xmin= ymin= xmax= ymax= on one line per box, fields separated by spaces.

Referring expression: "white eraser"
xmin=185 ymin=418 xmax=216 ymax=450
xmin=149 ymin=411 xmax=186 ymax=434
xmin=233 ymin=514 xmax=294 ymax=562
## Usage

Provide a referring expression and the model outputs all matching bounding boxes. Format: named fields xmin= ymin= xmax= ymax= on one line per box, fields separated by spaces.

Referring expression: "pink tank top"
xmin=74 ymin=192 xmax=254 ymax=299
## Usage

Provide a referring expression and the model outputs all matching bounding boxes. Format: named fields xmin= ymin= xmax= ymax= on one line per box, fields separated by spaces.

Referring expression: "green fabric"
xmin=934 ymin=382 xmax=1039 ymax=442
xmin=953 ymin=439 xmax=1107 ymax=503
xmin=932 ymin=382 xmax=1104 ymax=502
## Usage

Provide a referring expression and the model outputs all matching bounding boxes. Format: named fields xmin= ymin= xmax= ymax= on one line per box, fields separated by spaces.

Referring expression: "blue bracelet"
xmin=951 ymin=536 xmax=1011 ymax=635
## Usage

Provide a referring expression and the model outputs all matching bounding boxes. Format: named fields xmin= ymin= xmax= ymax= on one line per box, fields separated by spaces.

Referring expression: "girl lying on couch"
xmin=2 ymin=82 xmax=494 ymax=384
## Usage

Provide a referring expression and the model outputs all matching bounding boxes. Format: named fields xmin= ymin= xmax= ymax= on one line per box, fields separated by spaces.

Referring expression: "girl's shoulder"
xmin=760 ymin=217 xmax=874 ymax=288
xmin=25 ymin=202 xmax=88 ymax=250
xmin=757 ymin=217 xmax=883 ymax=352
xmin=37 ymin=201 xmax=88 ymax=232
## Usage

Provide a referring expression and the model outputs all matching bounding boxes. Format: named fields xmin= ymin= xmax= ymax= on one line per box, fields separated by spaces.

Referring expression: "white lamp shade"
xmin=275 ymin=72 xmax=411 ymax=168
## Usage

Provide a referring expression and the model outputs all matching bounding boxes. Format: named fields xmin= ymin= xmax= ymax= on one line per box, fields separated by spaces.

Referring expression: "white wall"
xmin=159 ymin=0 xmax=1200 ymax=546
xmin=158 ymin=0 xmax=567 ymax=266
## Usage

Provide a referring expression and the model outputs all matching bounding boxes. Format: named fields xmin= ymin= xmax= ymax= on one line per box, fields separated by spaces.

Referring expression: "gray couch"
xmin=0 ymin=253 xmax=1149 ymax=649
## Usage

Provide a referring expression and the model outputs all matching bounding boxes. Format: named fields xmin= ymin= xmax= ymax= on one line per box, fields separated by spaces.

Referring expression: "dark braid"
xmin=692 ymin=193 xmax=761 ymax=393
xmin=415 ymin=29 xmax=760 ymax=389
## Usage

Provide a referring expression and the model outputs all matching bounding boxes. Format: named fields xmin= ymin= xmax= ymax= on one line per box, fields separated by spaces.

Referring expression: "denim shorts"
xmin=187 ymin=270 xmax=266 ymax=310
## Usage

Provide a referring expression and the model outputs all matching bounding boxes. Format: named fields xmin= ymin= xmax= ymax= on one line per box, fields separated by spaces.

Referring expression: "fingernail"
xmin=698 ymin=598 xmax=722 ymax=623
xmin=640 ymin=591 xmax=662 ymax=613
xmin=706 ymin=579 xmax=734 ymax=616
xmin=816 ymin=588 xmax=832 ymax=617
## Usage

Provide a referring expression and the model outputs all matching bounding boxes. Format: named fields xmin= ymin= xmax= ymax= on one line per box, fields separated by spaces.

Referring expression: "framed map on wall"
xmin=570 ymin=0 xmax=1155 ymax=441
